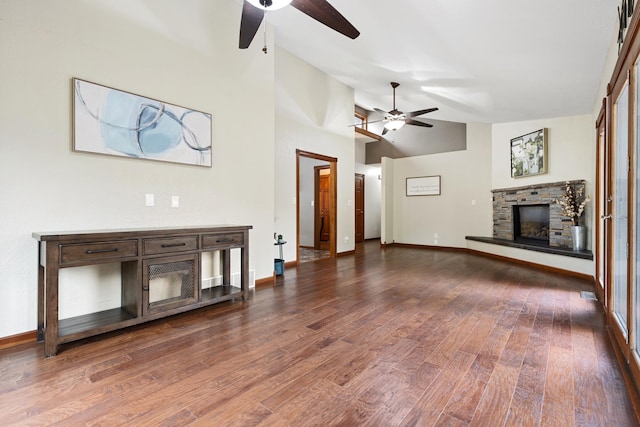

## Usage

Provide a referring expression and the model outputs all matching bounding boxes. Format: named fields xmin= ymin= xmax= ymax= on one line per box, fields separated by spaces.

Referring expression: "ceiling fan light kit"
xmin=384 ymin=119 xmax=405 ymax=131
xmin=239 ymin=0 xmax=360 ymax=51
xmin=246 ymin=0 xmax=292 ymax=11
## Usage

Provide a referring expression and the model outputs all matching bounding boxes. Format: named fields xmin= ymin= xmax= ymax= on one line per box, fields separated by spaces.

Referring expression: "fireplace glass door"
xmin=513 ymin=204 xmax=550 ymax=244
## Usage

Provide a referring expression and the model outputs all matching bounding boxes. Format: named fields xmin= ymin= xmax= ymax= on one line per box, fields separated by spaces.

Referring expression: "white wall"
xmin=384 ymin=123 xmax=493 ymax=247
xmin=592 ymin=26 xmax=619 ymax=118
xmin=481 ymin=19 xmax=617 ymax=277
xmin=484 ymin=114 xmax=595 ymax=275
xmin=383 ymin=117 xmax=595 ymax=276
xmin=0 ymin=0 xmax=276 ymax=337
xmin=492 ymin=115 xmax=595 ymax=191
xmin=381 ymin=157 xmax=395 ymax=244
xmin=274 ymin=47 xmax=356 ymax=260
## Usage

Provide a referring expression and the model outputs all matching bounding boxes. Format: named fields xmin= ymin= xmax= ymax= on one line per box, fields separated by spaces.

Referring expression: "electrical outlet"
xmin=145 ymin=194 xmax=154 ymax=207
xmin=434 ymin=233 xmax=438 ymax=239
xmin=171 ymin=196 xmax=179 ymax=208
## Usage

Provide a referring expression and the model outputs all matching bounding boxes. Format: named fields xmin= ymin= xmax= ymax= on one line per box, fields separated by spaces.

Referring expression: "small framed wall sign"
xmin=406 ymin=175 xmax=441 ymax=196
xmin=510 ymin=128 xmax=546 ymax=178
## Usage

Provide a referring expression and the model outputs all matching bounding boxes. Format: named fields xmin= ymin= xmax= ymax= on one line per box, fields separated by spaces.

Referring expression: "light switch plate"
xmin=145 ymin=194 xmax=154 ymax=207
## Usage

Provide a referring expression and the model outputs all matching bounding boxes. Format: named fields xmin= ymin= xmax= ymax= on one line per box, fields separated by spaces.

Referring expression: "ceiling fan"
xmin=372 ymin=82 xmax=438 ymax=135
xmin=239 ymin=0 xmax=360 ymax=52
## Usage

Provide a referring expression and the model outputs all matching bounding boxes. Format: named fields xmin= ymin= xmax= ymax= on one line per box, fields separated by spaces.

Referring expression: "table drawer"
xmin=202 ymin=233 xmax=244 ymax=249
xmin=60 ymin=240 xmax=138 ymax=264
xmin=143 ymin=236 xmax=198 ymax=255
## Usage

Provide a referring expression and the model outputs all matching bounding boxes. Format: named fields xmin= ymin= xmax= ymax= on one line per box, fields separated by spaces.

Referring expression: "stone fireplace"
xmin=492 ymin=180 xmax=585 ymax=248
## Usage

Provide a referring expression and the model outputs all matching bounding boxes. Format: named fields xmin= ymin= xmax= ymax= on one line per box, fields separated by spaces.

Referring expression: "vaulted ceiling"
xmin=89 ymin=0 xmax=619 ymax=125
xmin=250 ymin=0 xmax=618 ymax=124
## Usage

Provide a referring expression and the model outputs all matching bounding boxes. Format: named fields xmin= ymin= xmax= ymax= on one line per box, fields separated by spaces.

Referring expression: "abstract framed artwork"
xmin=406 ymin=175 xmax=441 ymax=196
xmin=510 ymin=128 xmax=546 ymax=178
xmin=73 ymin=78 xmax=212 ymax=167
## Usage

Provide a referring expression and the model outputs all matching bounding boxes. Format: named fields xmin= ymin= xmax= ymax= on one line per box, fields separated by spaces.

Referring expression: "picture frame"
xmin=510 ymin=128 xmax=546 ymax=178
xmin=73 ymin=78 xmax=212 ymax=167
xmin=406 ymin=175 xmax=441 ymax=196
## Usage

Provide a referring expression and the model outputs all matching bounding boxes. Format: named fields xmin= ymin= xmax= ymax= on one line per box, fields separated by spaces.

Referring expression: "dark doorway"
xmin=355 ymin=173 xmax=365 ymax=243
xmin=315 ymin=166 xmax=331 ymax=250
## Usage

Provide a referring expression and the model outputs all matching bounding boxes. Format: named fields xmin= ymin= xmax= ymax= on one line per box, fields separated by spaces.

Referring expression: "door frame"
xmin=607 ymin=67 xmax=632 ymax=360
xmin=296 ymin=149 xmax=337 ymax=262
xmin=595 ymin=97 xmax=610 ymax=307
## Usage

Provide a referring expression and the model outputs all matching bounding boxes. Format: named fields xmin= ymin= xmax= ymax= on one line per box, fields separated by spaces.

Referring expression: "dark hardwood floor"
xmin=1 ymin=241 xmax=638 ymax=426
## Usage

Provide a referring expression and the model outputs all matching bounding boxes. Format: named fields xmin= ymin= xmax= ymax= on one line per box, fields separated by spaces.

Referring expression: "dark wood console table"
xmin=33 ymin=225 xmax=252 ymax=357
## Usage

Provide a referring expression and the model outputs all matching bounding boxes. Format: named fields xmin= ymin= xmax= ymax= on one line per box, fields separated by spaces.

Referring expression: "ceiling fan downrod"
xmin=262 ymin=1 xmax=268 ymax=54
xmin=391 ymin=82 xmax=399 ymax=111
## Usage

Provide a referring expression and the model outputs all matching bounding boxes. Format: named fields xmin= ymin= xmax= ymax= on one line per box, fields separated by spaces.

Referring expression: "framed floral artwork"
xmin=510 ymin=128 xmax=546 ymax=178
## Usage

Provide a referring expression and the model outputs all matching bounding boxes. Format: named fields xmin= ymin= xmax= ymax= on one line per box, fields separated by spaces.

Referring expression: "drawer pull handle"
xmin=161 ymin=243 xmax=187 ymax=248
xmin=86 ymin=248 xmax=119 ymax=254
xmin=216 ymin=239 xmax=233 ymax=243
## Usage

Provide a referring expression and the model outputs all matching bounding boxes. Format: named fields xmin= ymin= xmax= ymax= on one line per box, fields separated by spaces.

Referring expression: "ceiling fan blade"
xmin=405 ymin=119 xmax=433 ymax=128
xmin=373 ymin=108 xmax=389 ymax=117
xmin=290 ymin=0 xmax=360 ymax=39
xmin=408 ymin=107 xmax=438 ymax=118
xmin=239 ymin=1 xmax=264 ymax=49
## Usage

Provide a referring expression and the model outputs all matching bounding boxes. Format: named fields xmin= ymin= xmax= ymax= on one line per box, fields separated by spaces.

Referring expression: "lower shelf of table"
xmin=201 ymin=284 xmax=242 ymax=301
xmin=58 ymin=307 xmax=137 ymax=338
xmin=56 ymin=285 xmax=243 ymax=341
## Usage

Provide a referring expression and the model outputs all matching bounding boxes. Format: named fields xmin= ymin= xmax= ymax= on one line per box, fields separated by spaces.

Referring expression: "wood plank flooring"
xmin=1 ymin=241 xmax=638 ymax=426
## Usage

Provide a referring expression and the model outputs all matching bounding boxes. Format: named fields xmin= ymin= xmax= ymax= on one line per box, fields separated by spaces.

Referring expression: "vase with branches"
xmin=554 ymin=181 xmax=590 ymax=226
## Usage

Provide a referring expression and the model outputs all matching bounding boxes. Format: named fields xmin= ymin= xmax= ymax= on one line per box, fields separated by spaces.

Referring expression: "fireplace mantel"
xmin=492 ymin=180 xmax=584 ymax=194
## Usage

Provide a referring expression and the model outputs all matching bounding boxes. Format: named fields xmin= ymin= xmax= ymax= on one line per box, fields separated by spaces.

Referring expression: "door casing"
xmin=296 ymin=149 xmax=337 ymax=262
